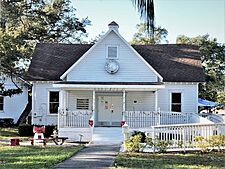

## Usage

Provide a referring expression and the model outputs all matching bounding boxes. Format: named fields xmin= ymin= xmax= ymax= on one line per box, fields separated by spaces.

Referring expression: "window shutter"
xmin=108 ymin=46 xmax=117 ymax=58
xmin=76 ymin=99 xmax=89 ymax=110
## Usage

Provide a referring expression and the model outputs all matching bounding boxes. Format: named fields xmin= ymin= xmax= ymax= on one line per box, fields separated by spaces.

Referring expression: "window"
xmin=0 ymin=96 xmax=3 ymax=111
xmin=76 ymin=99 xmax=89 ymax=110
xmin=171 ymin=93 xmax=181 ymax=112
xmin=49 ymin=91 xmax=59 ymax=114
xmin=107 ymin=46 xmax=118 ymax=59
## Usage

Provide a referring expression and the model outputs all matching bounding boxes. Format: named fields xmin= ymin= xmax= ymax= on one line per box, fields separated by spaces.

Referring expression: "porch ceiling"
xmin=53 ymin=81 xmax=165 ymax=91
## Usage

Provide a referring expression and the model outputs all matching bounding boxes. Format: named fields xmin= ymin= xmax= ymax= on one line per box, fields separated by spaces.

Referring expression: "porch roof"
xmin=53 ymin=81 xmax=164 ymax=90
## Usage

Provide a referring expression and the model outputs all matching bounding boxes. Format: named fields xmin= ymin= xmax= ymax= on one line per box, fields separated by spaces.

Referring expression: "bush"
xmin=155 ymin=137 xmax=171 ymax=153
xmin=132 ymin=131 xmax=146 ymax=143
xmin=18 ymin=124 xmax=33 ymax=136
xmin=209 ymin=134 xmax=225 ymax=152
xmin=194 ymin=136 xmax=210 ymax=153
xmin=125 ymin=134 xmax=143 ymax=152
xmin=18 ymin=124 xmax=56 ymax=137
xmin=0 ymin=118 xmax=14 ymax=127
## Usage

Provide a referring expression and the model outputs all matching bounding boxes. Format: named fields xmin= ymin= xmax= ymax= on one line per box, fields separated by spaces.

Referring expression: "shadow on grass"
xmin=0 ymin=145 xmax=83 ymax=169
xmin=114 ymin=152 xmax=225 ymax=169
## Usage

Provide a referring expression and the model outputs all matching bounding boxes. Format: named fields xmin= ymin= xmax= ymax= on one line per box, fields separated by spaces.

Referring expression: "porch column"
xmin=59 ymin=89 xmax=66 ymax=110
xmin=155 ymin=90 xmax=158 ymax=112
xmin=122 ymin=90 xmax=126 ymax=121
xmin=58 ymin=89 xmax=65 ymax=129
xmin=92 ymin=90 xmax=96 ymax=120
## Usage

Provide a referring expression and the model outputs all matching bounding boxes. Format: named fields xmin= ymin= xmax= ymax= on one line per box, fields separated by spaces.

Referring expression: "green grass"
xmin=114 ymin=152 xmax=225 ymax=169
xmin=0 ymin=127 xmax=20 ymax=139
xmin=0 ymin=127 xmax=28 ymax=145
xmin=0 ymin=145 xmax=83 ymax=169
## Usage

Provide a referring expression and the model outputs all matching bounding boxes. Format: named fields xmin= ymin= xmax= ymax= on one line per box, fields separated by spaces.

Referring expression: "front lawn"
xmin=0 ymin=145 xmax=83 ymax=169
xmin=0 ymin=127 xmax=20 ymax=139
xmin=114 ymin=152 xmax=225 ymax=169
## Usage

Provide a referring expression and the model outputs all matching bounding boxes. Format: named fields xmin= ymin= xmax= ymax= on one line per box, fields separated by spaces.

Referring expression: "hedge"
xmin=0 ymin=118 xmax=14 ymax=127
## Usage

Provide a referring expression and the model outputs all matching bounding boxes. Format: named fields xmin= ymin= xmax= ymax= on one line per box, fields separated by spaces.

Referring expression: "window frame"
xmin=48 ymin=90 xmax=60 ymax=115
xmin=0 ymin=96 xmax=4 ymax=112
xmin=76 ymin=98 xmax=90 ymax=110
xmin=170 ymin=92 xmax=182 ymax=112
xmin=106 ymin=45 xmax=118 ymax=59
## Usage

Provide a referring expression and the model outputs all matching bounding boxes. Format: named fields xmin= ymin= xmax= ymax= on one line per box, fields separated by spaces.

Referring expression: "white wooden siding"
xmin=0 ymin=77 xmax=28 ymax=123
xmin=32 ymin=83 xmax=59 ymax=125
xmin=67 ymin=31 xmax=158 ymax=82
xmin=67 ymin=91 xmax=93 ymax=111
xmin=126 ymin=91 xmax=155 ymax=111
xmin=158 ymin=83 xmax=198 ymax=113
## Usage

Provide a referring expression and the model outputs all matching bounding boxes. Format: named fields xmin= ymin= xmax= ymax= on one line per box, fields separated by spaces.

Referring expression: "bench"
xmin=49 ymin=137 xmax=68 ymax=145
xmin=30 ymin=138 xmax=48 ymax=146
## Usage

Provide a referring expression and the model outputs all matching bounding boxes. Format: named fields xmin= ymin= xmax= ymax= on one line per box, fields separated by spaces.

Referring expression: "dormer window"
xmin=107 ymin=46 xmax=118 ymax=59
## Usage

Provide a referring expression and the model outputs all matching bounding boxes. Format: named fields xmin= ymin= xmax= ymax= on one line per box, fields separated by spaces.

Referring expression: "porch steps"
xmin=91 ymin=127 xmax=123 ymax=145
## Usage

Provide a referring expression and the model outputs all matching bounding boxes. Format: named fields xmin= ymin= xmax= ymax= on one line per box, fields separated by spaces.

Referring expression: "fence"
xmin=124 ymin=111 xmax=192 ymax=128
xmin=58 ymin=110 xmax=92 ymax=128
xmin=149 ymin=123 xmax=225 ymax=149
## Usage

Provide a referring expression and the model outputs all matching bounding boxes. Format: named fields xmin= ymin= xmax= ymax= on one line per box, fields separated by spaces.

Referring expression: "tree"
xmin=0 ymin=0 xmax=90 ymax=96
xmin=176 ymin=35 xmax=225 ymax=103
xmin=131 ymin=23 xmax=168 ymax=44
xmin=132 ymin=0 xmax=155 ymax=36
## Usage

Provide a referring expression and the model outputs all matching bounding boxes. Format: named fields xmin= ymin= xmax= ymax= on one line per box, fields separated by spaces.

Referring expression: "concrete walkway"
xmin=53 ymin=144 xmax=119 ymax=169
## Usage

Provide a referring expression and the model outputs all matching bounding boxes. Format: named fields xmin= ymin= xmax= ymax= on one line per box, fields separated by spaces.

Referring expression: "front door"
xmin=97 ymin=96 xmax=122 ymax=126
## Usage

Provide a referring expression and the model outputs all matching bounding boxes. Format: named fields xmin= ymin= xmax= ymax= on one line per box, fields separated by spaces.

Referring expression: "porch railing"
xmin=58 ymin=110 xmax=92 ymax=128
xmin=149 ymin=123 xmax=225 ymax=149
xmin=124 ymin=111 xmax=192 ymax=128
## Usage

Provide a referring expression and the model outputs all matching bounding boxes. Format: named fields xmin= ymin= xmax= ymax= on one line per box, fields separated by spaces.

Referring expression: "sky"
xmin=72 ymin=0 xmax=225 ymax=44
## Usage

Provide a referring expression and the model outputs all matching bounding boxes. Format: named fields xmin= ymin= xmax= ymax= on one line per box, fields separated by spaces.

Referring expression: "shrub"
xmin=125 ymin=134 xmax=142 ymax=152
xmin=209 ymin=134 xmax=225 ymax=152
xmin=194 ymin=136 xmax=210 ymax=153
xmin=155 ymin=137 xmax=171 ymax=153
xmin=131 ymin=131 xmax=146 ymax=143
xmin=18 ymin=124 xmax=56 ymax=137
xmin=0 ymin=118 xmax=14 ymax=127
xmin=145 ymin=136 xmax=154 ymax=147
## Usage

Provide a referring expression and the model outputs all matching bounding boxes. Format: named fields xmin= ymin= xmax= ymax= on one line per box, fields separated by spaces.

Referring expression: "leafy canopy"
xmin=131 ymin=23 xmax=168 ymax=44
xmin=177 ymin=35 xmax=225 ymax=103
xmin=0 ymin=0 xmax=90 ymax=96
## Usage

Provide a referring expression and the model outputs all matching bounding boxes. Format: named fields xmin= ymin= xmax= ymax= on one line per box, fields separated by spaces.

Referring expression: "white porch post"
xmin=122 ymin=90 xmax=126 ymax=122
xmin=58 ymin=89 xmax=65 ymax=129
xmin=155 ymin=90 xmax=158 ymax=112
xmin=92 ymin=90 xmax=96 ymax=121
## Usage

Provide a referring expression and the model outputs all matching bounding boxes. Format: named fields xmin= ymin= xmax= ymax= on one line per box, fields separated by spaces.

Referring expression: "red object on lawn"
xmin=11 ymin=138 xmax=20 ymax=146
xmin=33 ymin=126 xmax=45 ymax=133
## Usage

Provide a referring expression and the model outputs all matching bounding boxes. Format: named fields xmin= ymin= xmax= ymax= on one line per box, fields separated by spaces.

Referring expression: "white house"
xmin=0 ymin=76 xmax=29 ymax=124
xmin=27 ymin=21 xmax=221 ymax=143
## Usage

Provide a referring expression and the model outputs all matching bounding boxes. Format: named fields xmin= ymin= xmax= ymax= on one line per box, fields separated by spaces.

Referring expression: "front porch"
xmin=54 ymin=84 xmax=219 ymax=143
xmin=55 ymin=83 xmax=164 ymax=141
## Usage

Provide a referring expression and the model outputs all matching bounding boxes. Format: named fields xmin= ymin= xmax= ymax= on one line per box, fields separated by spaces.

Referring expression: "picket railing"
xmin=124 ymin=111 xmax=193 ymax=128
xmin=58 ymin=110 xmax=92 ymax=128
xmin=149 ymin=123 xmax=225 ymax=149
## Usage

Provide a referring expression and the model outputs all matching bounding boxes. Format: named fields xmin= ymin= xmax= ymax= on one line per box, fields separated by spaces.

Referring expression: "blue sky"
xmin=72 ymin=0 xmax=225 ymax=43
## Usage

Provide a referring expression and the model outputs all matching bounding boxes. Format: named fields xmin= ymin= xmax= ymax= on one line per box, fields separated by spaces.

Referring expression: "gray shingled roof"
xmin=26 ymin=43 xmax=205 ymax=82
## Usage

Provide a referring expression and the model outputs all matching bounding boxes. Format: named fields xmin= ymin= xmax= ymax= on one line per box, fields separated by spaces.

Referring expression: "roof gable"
xmin=60 ymin=29 xmax=162 ymax=81
xmin=65 ymin=31 xmax=161 ymax=82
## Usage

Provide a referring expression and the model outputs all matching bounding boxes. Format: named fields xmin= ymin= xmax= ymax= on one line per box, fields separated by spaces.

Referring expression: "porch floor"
xmin=92 ymin=127 xmax=123 ymax=145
